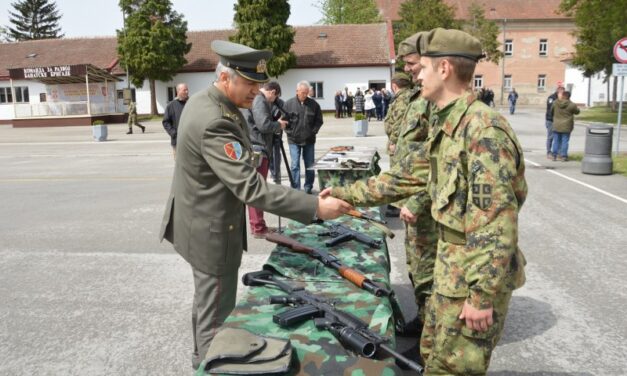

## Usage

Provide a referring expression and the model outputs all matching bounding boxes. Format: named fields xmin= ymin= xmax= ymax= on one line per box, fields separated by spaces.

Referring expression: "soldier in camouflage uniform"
xmin=384 ymin=72 xmax=413 ymax=166
xmin=323 ymin=33 xmax=438 ymax=346
xmin=415 ymin=28 xmax=527 ymax=375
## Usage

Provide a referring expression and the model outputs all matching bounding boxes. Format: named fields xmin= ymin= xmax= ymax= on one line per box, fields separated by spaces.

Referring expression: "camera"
xmin=272 ymin=99 xmax=299 ymax=130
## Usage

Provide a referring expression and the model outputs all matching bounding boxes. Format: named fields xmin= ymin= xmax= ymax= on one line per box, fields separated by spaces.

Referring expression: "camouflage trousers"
xmin=420 ymin=291 xmax=512 ymax=376
xmin=404 ymin=216 xmax=437 ymax=318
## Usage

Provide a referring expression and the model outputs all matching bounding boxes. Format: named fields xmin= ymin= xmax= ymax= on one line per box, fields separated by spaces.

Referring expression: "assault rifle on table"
xmin=242 ymin=270 xmax=424 ymax=374
xmin=319 ymin=222 xmax=382 ymax=249
xmin=265 ymin=233 xmax=392 ymax=297
xmin=346 ymin=210 xmax=395 ymax=239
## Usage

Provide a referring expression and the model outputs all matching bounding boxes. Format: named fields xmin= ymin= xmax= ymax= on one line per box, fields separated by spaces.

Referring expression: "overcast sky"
xmin=1 ymin=0 xmax=323 ymax=38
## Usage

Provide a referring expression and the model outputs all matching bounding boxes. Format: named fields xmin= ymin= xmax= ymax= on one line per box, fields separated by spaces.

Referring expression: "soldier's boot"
xmin=126 ymin=127 xmax=133 ymax=135
xmin=139 ymin=124 xmax=146 ymax=133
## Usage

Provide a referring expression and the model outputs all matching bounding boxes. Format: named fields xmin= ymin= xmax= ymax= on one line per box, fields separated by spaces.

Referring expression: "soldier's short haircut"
xmin=215 ymin=62 xmax=237 ymax=80
xmin=296 ymin=80 xmax=311 ymax=90
xmin=263 ymin=81 xmax=282 ymax=96
xmin=564 ymin=91 xmax=571 ymax=99
xmin=432 ymin=56 xmax=476 ymax=84
xmin=392 ymin=76 xmax=411 ymax=89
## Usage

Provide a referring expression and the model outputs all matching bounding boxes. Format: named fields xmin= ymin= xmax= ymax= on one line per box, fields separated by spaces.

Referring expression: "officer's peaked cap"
xmin=211 ymin=40 xmax=273 ymax=83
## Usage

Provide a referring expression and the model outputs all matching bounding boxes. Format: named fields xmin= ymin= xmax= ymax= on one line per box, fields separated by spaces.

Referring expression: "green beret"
xmin=211 ymin=40 xmax=273 ymax=83
xmin=391 ymin=72 xmax=411 ymax=82
xmin=418 ymin=28 xmax=484 ymax=62
xmin=397 ymin=32 xmax=425 ymax=58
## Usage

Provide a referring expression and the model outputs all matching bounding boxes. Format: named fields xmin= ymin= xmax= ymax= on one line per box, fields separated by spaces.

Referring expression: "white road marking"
xmin=525 ymin=158 xmax=627 ymax=204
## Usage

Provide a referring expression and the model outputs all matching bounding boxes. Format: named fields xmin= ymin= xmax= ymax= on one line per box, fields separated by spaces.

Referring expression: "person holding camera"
xmin=246 ymin=81 xmax=288 ymax=237
xmin=283 ymin=81 xmax=323 ymax=194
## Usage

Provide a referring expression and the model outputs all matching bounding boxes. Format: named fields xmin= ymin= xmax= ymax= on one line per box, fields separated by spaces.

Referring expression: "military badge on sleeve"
xmin=224 ymin=142 xmax=243 ymax=160
xmin=472 ymin=183 xmax=492 ymax=210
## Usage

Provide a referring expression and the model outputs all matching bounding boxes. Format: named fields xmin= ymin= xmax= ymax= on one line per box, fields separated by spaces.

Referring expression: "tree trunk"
xmin=150 ymin=78 xmax=157 ymax=116
xmin=611 ymin=75 xmax=618 ymax=111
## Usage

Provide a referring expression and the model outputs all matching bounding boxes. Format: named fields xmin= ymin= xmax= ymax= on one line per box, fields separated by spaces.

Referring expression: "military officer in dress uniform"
xmin=159 ymin=40 xmax=353 ymax=369
xmin=415 ymin=28 xmax=527 ymax=375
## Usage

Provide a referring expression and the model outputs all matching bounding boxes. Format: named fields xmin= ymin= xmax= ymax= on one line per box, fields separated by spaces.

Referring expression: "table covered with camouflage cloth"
xmin=311 ymin=147 xmax=381 ymax=190
xmin=197 ymin=209 xmax=403 ymax=375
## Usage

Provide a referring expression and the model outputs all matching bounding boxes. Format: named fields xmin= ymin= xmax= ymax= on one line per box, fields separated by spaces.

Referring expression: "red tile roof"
xmin=375 ymin=0 xmax=569 ymax=21
xmin=0 ymin=24 xmax=392 ymax=79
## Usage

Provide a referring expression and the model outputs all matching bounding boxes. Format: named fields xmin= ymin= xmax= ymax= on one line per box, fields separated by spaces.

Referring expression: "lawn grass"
xmin=577 ymin=106 xmax=627 ymax=126
xmin=138 ymin=114 xmax=163 ymax=121
xmin=569 ymin=152 xmax=627 ymax=177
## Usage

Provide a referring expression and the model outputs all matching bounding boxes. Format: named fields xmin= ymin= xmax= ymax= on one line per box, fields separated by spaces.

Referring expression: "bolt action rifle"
xmin=264 ymin=232 xmax=392 ymax=297
xmin=242 ymin=270 xmax=424 ymax=374
xmin=319 ymin=222 xmax=382 ymax=249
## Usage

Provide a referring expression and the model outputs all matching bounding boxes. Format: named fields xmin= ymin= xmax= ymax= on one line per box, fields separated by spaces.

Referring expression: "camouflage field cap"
xmin=211 ymin=40 xmax=273 ymax=83
xmin=391 ymin=72 xmax=411 ymax=82
xmin=418 ymin=28 xmax=485 ymax=61
xmin=397 ymin=32 xmax=425 ymax=58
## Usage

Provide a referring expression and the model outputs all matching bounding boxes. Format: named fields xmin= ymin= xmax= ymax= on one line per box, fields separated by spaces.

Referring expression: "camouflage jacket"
xmin=428 ymin=91 xmax=528 ymax=309
xmin=384 ymin=87 xmax=413 ymax=156
xmin=331 ymin=91 xmax=430 ymax=213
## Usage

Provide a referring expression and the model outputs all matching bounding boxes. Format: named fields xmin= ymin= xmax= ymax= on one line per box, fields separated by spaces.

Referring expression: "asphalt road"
xmin=0 ymin=107 xmax=625 ymax=375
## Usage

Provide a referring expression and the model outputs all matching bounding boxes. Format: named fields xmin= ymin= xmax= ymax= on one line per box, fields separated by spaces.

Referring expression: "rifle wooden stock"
xmin=345 ymin=210 xmax=395 ymax=239
xmin=264 ymin=233 xmax=392 ymax=297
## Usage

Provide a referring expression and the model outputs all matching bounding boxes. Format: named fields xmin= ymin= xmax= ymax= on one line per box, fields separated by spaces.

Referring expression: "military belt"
xmin=438 ymin=224 xmax=466 ymax=245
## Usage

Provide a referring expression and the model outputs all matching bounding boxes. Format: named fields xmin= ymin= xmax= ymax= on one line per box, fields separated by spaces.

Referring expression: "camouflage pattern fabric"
xmin=197 ymin=210 xmax=403 ymax=375
xmin=316 ymin=152 xmax=381 ymax=190
xmin=384 ymin=87 xmax=413 ymax=162
xmin=422 ymin=91 xmax=527 ymax=374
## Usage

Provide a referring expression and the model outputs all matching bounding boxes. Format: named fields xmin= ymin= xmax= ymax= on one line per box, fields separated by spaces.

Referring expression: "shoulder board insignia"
xmin=224 ymin=142 xmax=243 ymax=161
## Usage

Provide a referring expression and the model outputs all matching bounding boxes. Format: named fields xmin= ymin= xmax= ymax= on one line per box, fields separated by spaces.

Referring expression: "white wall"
xmin=134 ymin=72 xmax=214 ymax=114
xmin=0 ymin=80 xmax=46 ymax=120
xmin=565 ymin=64 xmax=627 ymax=106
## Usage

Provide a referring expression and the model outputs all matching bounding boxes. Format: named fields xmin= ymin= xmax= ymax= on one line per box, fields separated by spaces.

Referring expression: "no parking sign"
xmin=614 ymin=37 xmax=627 ymax=63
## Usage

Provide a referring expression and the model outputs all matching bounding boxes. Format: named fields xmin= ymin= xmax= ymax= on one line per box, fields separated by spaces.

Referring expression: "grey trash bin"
xmin=581 ymin=124 xmax=613 ymax=175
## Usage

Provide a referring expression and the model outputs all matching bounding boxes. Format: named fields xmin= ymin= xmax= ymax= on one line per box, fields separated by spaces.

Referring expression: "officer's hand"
xmin=459 ymin=300 xmax=494 ymax=332
xmin=399 ymin=206 xmax=417 ymax=223
xmin=388 ymin=144 xmax=396 ymax=155
xmin=278 ymin=119 xmax=288 ymax=130
xmin=316 ymin=196 xmax=353 ymax=220
xmin=319 ymin=187 xmax=333 ymax=198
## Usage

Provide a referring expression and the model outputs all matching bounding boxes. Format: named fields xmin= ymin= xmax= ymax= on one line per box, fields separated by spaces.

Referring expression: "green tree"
xmin=559 ymin=0 xmax=627 ymax=108
xmin=117 ymin=0 xmax=191 ymax=115
xmin=393 ymin=0 xmax=458 ymax=67
xmin=6 ymin=0 xmax=63 ymax=41
xmin=318 ymin=0 xmax=382 ymax=24
xmin=461 ymin=2 xmax=502 ymax=64
xmin=230 ymin=0 xmax=296 ymax=78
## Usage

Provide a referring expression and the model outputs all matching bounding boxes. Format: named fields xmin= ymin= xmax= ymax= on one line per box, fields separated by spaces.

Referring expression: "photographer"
xmin=283 ymin=81 xmax=323 ymax=194
xmin=246 ymin=81 xmax=288 ymax=237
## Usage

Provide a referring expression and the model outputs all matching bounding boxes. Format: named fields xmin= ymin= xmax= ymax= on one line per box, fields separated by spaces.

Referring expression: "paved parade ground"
xmin=1 ymin=107 xmax=626 ymax=375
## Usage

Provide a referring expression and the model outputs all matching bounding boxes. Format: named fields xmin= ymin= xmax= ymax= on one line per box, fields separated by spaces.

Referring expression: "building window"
xmin=539 ymin=39 xmax=548 ymax=57
xmin=117 ymin=88 xmax=136 ymax=102
xmin=538 ymin=74 xmax=546 ymax=91
xmin=39 ymin=93 xmax=47 ymax=102
xmin=473 ymin=75 xmax=483 ymax=89
xmin=167 ymin=86 xmax=175 ymax=102
xmin=0 ymin=87 xmax=12 ymax=104
xmin=309 ymin=81 xmax=323 ymax=99
xmin=504 ymin=75 xmax=512 ymax=90
xmin=14 ymin=87 xmax=29 ymax=103
xmin=504 ymin=39 xmax=513 ymax=56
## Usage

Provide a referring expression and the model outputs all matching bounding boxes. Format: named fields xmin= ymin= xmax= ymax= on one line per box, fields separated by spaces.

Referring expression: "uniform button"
xmin=228 ymin=225 xmax=234 ymax=230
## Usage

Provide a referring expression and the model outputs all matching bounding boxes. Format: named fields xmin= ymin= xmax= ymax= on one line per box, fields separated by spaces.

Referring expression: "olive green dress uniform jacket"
xmin=428 ymin=91 xmax=527 ymax=309
xmin=160 ymin=85 xmax=318 ymax=275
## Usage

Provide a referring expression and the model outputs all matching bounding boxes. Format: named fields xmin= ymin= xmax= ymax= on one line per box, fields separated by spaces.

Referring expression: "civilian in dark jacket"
xmin=354 ymin=89 xmax=365 ymax=114
xmin=544 ymin=82 xmax=565 ymax=159
xmin=162 ymin=83 xmax=189 ymax=158
xmin=284 ymin=81 xmax=323 ymax=193
xmin=246 ymin=81 xmax=288 ymax=236
xmin=372 ymin=90 xmax=383 ymax=120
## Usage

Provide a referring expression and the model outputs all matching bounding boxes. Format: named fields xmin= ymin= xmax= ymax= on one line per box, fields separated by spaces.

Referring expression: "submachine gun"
xmin=319 ymin=222 xmax=382 ymax=249
xmin=242 ymin=270 xmax=424 ymax=374
xmin=265 ymin=233 xmax=392 ymax=297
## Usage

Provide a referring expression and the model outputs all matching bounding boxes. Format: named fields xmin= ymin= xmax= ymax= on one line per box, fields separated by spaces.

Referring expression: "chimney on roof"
xmin=318 ymin=32 xmax=327 ymax=39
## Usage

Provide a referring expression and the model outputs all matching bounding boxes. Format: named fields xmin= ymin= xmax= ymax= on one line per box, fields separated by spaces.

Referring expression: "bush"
xmin=92 ymin=120 xmax=105 ymax=126
xmin=354 ymin=113 xmax=366 ymax=121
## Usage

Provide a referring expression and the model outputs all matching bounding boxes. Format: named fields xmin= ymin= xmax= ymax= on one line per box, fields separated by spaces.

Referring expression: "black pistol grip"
xmin=273 ymin=304 xmax=322 ymax=327
xmin=325 ymin=232 xmax=353 ymax=247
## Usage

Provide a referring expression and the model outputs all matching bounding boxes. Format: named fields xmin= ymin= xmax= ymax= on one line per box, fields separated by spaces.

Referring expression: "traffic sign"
xmin=614 ymin=37 xmax=627 ymax=63
xmin=613 ymin=64 xmax=627 ymax=76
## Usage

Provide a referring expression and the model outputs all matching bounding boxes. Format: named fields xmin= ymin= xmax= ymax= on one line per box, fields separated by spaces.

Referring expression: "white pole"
xmin=616 ymin=75 xmax=624 ymax=156
xmin=10 ymin=78 xmax=16 ymax=118
xmin=85 ymin=71 xmax=91 ymax=116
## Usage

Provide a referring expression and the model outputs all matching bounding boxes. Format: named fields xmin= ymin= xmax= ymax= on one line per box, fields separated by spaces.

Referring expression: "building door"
xmin=369 ymin=80 xmax=386 ymax=91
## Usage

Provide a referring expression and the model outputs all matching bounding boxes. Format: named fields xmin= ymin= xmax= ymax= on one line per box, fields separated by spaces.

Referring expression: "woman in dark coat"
xmin=354 ymin=89 xmax=365 ymax=115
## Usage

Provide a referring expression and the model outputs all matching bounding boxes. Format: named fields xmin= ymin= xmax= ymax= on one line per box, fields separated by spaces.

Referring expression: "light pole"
xmin=122 ymin=9 xmax=130 ymax=90
xmin=500 ymin=18 xmax=507 ymax=106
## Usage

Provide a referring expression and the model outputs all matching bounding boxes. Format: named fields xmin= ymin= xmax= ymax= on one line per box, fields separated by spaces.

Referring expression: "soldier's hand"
xmin=399 ymin=206 xmax=417 ymax=223
xmin=316 ymin=196 xmax=353 ymax=220
xmin=278 ymin=119 xmax=288 ymax=130
xmin=319 ymin=187 xmax=333 ymax=198
xmin=459 ymin=300 xmax=494 ymax=332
